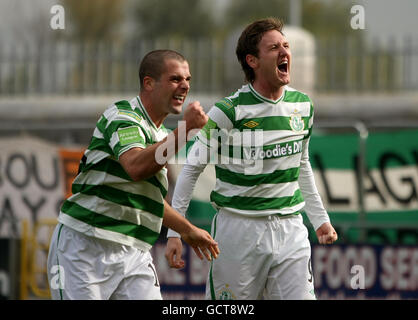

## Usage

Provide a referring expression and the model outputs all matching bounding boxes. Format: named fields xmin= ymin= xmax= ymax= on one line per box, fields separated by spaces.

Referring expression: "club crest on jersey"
xmin=217 ymin=284 xmax=236 ymax=300
xmin=289 ymin=110 xmax=304 ymax=132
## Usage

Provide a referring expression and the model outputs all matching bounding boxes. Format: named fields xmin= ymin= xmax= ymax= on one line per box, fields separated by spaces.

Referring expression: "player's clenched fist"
xmin=316 ymin=222 xmax=338 ymax=245
xmin=183 ymin=101 xmax=208 ymax=132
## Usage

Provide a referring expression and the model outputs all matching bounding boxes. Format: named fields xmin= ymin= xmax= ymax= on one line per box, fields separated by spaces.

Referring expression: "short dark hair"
xmin=139 ymin=50 xmax=186 ymax=90
xmin=236 ymin=17 xmax=284 ymax=83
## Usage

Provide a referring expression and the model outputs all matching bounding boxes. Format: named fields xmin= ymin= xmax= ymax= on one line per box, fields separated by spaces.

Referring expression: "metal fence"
xmin=1 ymin=35 xmax=418 ymax=96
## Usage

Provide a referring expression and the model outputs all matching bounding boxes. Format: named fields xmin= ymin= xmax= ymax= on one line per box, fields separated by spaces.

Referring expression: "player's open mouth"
xmin=277 ymin=61 xmax=288 ymax=74
xmin=173 ymin=95 xmax=185 ymax=102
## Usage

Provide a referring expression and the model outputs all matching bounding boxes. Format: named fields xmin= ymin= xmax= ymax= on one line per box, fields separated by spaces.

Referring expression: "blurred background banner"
xmin=0 ymin=0 xmax=417 ymax=300
xmin=150 ymin=242 xmax=418 ymax=300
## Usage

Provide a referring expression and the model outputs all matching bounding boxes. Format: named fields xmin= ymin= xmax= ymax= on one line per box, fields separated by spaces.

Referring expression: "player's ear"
xmin=143 ymin=76 xmax=155 ymax=91
xmin=246 ymin=54 xmax=258 ymax=69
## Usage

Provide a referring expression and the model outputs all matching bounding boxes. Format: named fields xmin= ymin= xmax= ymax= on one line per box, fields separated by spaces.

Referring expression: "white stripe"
xmin=103 ymin=105 xmax=118 ymax=126
xmin=154 ymin=127 xmax=170 ymax=141
xmin=217 ymin=152 xmax=302 ymax=175
xmin=69 ymin=195 xmax=162 ymax=233
xmin=104 ymin=106 xmax=144 ymax=129
xmin=155 ymin=167 xmax=169 ymax=191
xmin=116 ymin=113 xmax=141 ymax=124
xmin=215 ymin=201 xmax=306 ymax=216
xmin=235 ymin=101 xmax=311 ymax=121
xmin=308 ymin=116 xmax=314 ymax=128
xmin=85 ymin=149 xmax=110 ymax=165
xmin=93 ymin=127 xmax=104 ymax=139
xmin=214 ymin=179 xmax=300 ymax=199
xmin=208 ymin=106 xmax=234 ymax=130
xmin=199 ymin=128 xmax=305 ymax=148
xmin=260 ymin=130 xmax=306 ymax=145
xmin=226 ymin=85 xmax=250 ymax=100
xmin=238 ymin=129 xmax=306 ymax=147
xmin=74 ymin=170 xmax=164 ymax=204
xmin=110 ymin=131 xmax=120 ymax=149
xmin=58 ymin=213 xmax=153 ymax=252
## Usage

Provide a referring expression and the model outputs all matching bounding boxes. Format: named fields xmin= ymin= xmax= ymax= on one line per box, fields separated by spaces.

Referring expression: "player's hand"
xmin=183 ymin=101 xmax=208 ymax=132
xmin=165 ymin=237 xmax=185 ymax=269
xmin=181 ymin=226 xmax=220 ymax=262
xmin=316 ymin=222 xmax=338 ymax=244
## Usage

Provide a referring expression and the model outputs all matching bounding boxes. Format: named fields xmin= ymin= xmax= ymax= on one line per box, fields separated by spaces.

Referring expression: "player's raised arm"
xmin=119 ymin=101 xmax=207 ymax=182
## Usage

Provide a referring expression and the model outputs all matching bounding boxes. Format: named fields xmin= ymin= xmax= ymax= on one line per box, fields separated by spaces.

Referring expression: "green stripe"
xmin=230 ymin=91 xmax=261 ymax=106
xmin=96 ymin=114 xmax=108 ymax=128
xmin=283 ymin=90 xmax=311 ymax=103
xmin=210 ymin=189 xmax=304 ymax=211
xmin=214 ymin=101 xmax=236 ymax=125
xmin=78 ymin=159 xmax=167 ymax=197
xmin=61 ymin=201 xmax=159 ymax=245
xmin=72 ymin=184 xmax=164 ymax=218
xmin=235 ymin=116 xmax=310 ymax=132
xmin=220 ymin=138 xmax=304 ymax=160
xmin=215 ymin=166 xmax=299 ymax=186
xmin=79 ymin=157 xmax=131 ymax=180
xmin=114 ymin=100 xmax=132 ymax=110
xmin=89 ymin=136 xmax=114 ymax=155
xmin=201 ymin=118 xmax=219 ymax=140
xmin=145 ymin=176 xmax=168 ymax=198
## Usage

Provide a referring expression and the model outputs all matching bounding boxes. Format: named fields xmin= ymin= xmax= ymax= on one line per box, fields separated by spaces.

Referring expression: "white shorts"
xmin=47 ymin=223 xmax=162 ymax=300
xmin=206 ymin=210 xmax=315 ymax=300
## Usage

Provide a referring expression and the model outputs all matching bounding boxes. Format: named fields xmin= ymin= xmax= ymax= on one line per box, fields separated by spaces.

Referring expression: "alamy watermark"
xmin=153 ymin=121 xmax=305 ymax=174
xmin=50 ymin=4 xmax=65 ymax=30
xmin=350 ymin=264 xmax=365 ymax=289
xmin=49 ymin=265 xmax=65 ymax=290
xmin=350 ymin=4 xmax=365 ymax=30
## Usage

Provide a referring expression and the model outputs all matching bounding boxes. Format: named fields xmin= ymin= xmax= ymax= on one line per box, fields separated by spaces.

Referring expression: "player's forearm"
xmin=167 ymin=143 xmax=208 ymax=238
xmin=120 ymin=126 xmax=187 ymax=181
xmin=299 ymin=160 xmax=330 ymax=230
xmin=162 ymin=200 xmax=194 ymax=236
xmin=298 ymin=139 xmax=330 ymax=230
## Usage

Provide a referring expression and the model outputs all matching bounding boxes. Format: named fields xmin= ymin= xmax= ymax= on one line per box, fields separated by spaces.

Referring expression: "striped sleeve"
xmin=196 ymin=99 xmax=235 ymax=148
xmin=100 ymin=102 xmax=149 ymax=159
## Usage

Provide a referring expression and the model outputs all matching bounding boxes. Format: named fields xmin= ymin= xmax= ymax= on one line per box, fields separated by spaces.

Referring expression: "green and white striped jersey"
xmin=196 ymin=84 xmax=314 ymax=216
xmin=58 ymin=96 xmax=169 ymax=251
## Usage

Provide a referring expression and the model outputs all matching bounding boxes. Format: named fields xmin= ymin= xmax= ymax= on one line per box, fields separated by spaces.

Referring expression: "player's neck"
xmin=251 ymin=81 xmax=285 ymax=102
xmin=139 ymin=93 xmax=167 ymax=128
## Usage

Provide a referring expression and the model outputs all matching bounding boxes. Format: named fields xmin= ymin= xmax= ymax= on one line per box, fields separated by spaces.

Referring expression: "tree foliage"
xmin=61 ymin=0 xmax=125 ymax=40
xmin=134 ymin=0 xmax=217 ymax=38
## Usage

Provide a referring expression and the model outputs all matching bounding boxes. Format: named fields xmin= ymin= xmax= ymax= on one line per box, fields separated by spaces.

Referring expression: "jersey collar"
xmin=249 ymin=83 xmax=286 ymax=104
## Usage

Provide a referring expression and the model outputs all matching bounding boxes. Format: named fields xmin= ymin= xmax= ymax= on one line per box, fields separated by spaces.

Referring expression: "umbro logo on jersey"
xmin=243 ymin=120 xmax=259 ymax=128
